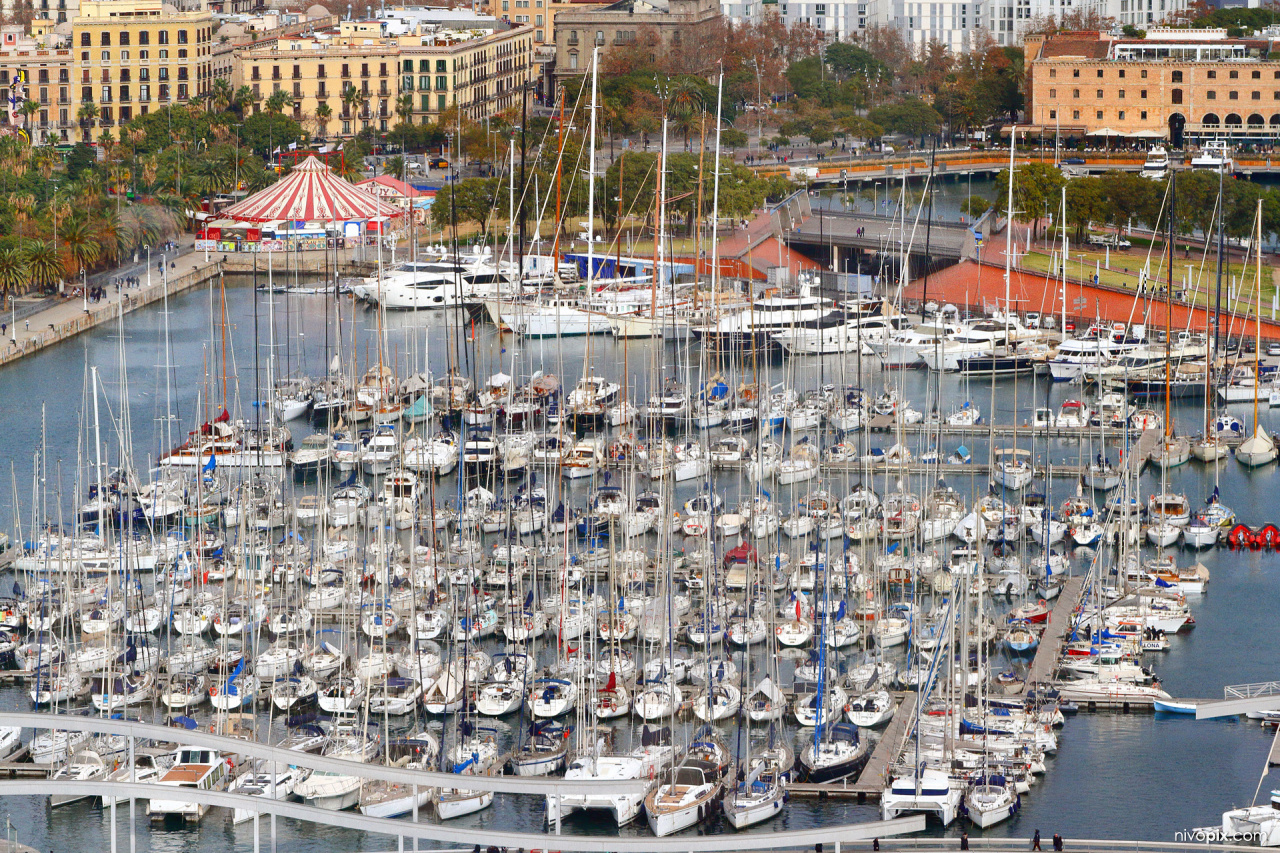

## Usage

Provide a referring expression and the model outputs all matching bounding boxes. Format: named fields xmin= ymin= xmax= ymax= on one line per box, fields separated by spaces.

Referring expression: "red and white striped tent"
xmin=221 ymin=155 xmax=402 ymax=224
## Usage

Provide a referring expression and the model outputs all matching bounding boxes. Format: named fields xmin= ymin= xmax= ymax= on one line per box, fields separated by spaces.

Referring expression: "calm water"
xmin=1 ymin=278 xmax=1279 ymax=851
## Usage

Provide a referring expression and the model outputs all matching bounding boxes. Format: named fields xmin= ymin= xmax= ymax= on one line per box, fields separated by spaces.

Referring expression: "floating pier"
xmin=1019 ymin=576 xmax=1088 ymax=695
xmin=789 ymin=691 xmax=918 ymax=802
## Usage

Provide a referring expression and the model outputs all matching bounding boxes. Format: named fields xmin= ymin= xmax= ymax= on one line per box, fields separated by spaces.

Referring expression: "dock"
xmin=1269 ymin=733 xmax=1280 ymax=766
xmin=1019 ymin=576 xmax=1088 ymax=694
xmin=789 ymin=691 xmax=918 ymax=802
xmin=1129 ymin=429 xmax=1163 ymax=474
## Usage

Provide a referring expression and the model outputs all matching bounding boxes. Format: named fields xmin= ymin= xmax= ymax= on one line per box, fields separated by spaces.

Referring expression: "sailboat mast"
xmin=1164 ymin=172 xmax=1175 ymax=437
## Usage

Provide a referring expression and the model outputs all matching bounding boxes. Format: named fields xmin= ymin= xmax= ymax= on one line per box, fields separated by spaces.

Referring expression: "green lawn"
xmin=1018 ymin=246 xmax=1276 ymax=316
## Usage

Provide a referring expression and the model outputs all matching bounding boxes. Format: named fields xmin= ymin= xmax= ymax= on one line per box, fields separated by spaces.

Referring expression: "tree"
xmin=341 ymin=84 xmax=361 ymax=122
xmin=1099 ymin=170 xmax=1161 ymax=230
xmin=824 ymin=42 xmax=888 ymax=82
xmin=868 ymin=98 xmax=942 ymax=139
xmin=24 ymin=240 xmax=62 ymax=292
xmin=264 ymin=88 xmax=294 ymax=116
xmin=383 ymin=155 xmax=405 ymax=178
xmin=240 ymin=112 xmax=305 ymax=160
xmin=315 ymin=102 xmax=333 ymax=139
xmin=994 ymin=162 xmax=1065 ymax=239
xmin=0 ymin=248 xmax=28 ymax=301
xmin=1065 ymin=177 xmax=1109 ymax=242
xmin=76 ymin=101 xmax=99 ymax=142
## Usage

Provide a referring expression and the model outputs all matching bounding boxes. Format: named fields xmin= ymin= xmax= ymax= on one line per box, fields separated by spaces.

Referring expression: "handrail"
xmin=0 ymin=711 xmax=641 ymax=796
xmin=0 ymin=780 xmax=925 ymax=851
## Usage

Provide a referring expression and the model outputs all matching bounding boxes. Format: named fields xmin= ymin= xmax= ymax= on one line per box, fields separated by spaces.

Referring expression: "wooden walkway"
xmin=788 ymin=691 xmax=919 ymax=802
xmin=1128 ymin=429 xmax=1163 ymax=475
xmin=1022 ymin=576 xmax=1088 ymax=692
xmin=1268 ymin=730 xmax=1280 ymax=765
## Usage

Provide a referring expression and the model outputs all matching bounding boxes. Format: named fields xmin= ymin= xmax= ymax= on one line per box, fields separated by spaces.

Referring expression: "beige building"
xmin=231 ymin=15 xmax=533 ymax=138
xmin=551 ymin=0 xmax=721 ymax=78
xmin=1025 ymin=28 xmax=1280 ymax=147
xmin=480 ymin=0 xmax=590 ymax=45
xmin=72 ymin=0 xmax=214 ymax=139
xmin=0 ymin=23 xmax=76 ymax=143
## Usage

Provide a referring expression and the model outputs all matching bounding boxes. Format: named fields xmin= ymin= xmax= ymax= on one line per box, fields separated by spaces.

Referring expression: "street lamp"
xmin=81 ymin=267 xmax=87 ymax=314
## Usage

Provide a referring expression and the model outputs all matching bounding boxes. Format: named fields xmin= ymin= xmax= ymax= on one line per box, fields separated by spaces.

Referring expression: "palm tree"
xmin=58 ymin=215 xmax=102 ymax=276
xmin=666 ymin=77 xmax=705 ymax=151
xmin=0 ymin=247 xmax=29 ymax=301
xmin=232 ymin=85 xmax=254 ymax=115
xmin=77 ymin=101 xmax=99 ymax=142
xmin=209 ymin=78 xmax=233 ymax=113
xmin=383 ymin=155 xmax=405 ymax=177
xmin=24 ymin=241 xmax=62 ymax=293
xmin=341 ymin=85 xmax=361 ymax=125
xmin=264 ymin=89 xmax=294 ymax=115
xmin=315 ymin=102 xmax=333 ymax=139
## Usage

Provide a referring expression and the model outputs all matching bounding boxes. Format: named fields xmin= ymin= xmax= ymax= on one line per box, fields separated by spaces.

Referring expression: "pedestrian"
xmin=24 ymin=320 xmax=29 ymax=331
xmin=1 ymin=323 xmax=6 ymax=337
xmin=873 ymin=840 xmax=880 ymax=852
xmin=961 ymin=831 xmax=970 ymax=851
xmin=1053 ymin=834 xmax=1063 ymax=851
xmin=1033 ymin=830 xmax=1042 ymax=850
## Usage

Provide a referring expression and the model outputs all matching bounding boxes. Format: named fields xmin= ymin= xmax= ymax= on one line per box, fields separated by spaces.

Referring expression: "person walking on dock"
xmin=961 ymin=831 xmax=970 ymax=850
xmin=1033 ymin=830 xmax=1042 ymax=850
xmin=1053 ymin=834 xmax=1063 ymax=851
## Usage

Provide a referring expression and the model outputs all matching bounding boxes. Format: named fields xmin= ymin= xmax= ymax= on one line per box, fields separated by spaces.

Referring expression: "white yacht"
xmin=1190 ymin=140 xmax=1233 ymax=173
xmin=772 ymin=313 xmax=901 ymax=355
xmin=919 ymin=318 xmax=1034 ymax=371
xmin=882 ymin=767 xmax=964 ymax=826
xmin=1141 ymin=145 xmax=1170 ymax=180
xmin=696 ymin=286 xmax=841 ymax=347
xmin=1049 ymin=335 xmax=1139 ymax=381
xmin=876 ymin=321 xmax=962 ymax=368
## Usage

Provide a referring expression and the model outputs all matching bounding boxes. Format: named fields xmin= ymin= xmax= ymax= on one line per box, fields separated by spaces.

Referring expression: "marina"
xmin=4 ymin=108 xmax=1280 ymax=853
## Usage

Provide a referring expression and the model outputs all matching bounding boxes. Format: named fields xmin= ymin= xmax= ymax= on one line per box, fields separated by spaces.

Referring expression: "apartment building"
xmin=72 ymin=0 xmax=214 ymax=139
xmin=0 ymin=23 xmax=76 ymax=143
xmin=231 ymin=13 xmax=532 ymax=138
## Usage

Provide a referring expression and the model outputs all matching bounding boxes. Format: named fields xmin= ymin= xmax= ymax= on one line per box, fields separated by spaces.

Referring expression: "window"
xmin=178 ymin=49 xmax=185 ymax=58
xmin=1141 ymin=69 xmax=1147 ymax=78
xmin=1207 ymin=90 xmax=1216 ymax=100
xmin=436 ymin=75 xmax=447 ymax=90
xmin=1096 ymin=110 xmax=1103 ymax=119
xmin=1208 ymin=70 xmax=1216 ymax=79
xmin=1118 ymin=110 xmax=1125 ymax=120
xmin=120 ymin=69 xmax=130 ymax=82
xmin=119 ymin=32 xmax=130 ymax=46
xmin=120 ymin=50 xmax=129 ymax=61
xmin=361 ymin=63 xmax=369 ymax=77
xmin=139 ymin=31 xmax=149 ymax=45
xmin=1072 ymin=110 xmax=1080 ymax=119
xmin=177 ymin=29 xmax=187 ymax=44
xmin=568 ymin=51 xmax=577 ymax=69
xmin=159 ymin=30 xmax=168 ymax=45
xmin=80 ymin=32 xmax=89 ymax=46
xmin=158 ymin=67 xmax=168 ymax=81
xmin=1230 ymin=91 xmax=1238 ymax=100
xmin=1049 ymin=88 xmax=1056 ymax=98
xmin=436 ymin=60 xmax=446 ymax=72
xmin=100 ymin=32 xmax=110 ymax=45
xmin=251 ymin=66 xmax=260 ymax=80
xmin=1096 ymin=89 xmax=1103 ymax=98
xmin=119 ymin=84 xmax=130 ymax=101
xmin=1254 ymin=91 xmax=1261 ymax=100
xmin=438 ymin=94 xmax=446 ymax=110
xmin=318 ymin=64 xmax=326 ymax=78
xmin=1096 ymin=69 xmax=1103 ymax=78
xmin=1073 ymin=88 xmax=1079 ymax=98
xmin=1229 ymin=70 xmax=1238 ymax=79
xmin=420 ymin=93 xmax=430 ymax=110
xmin=1072 ymin=68 xmax=1079 ymax=78
xmin=139 ymin=49 xmax=148 ymax=60
xmin=1171 ymin=70 xmax=1182 ymax=83
xmin=159 ymin=49 xmax=167 ymax=59
xmin=1118 ymin=69 xmax=1125 ymax=79
xmin=1049 ymin=68 xmax=1056 ymax=78
xmin=1140 ymin=110 xmax=1147 ymax=119
xmin=1254 ymin=70 xmax=1262 ymax=79
xmin=101 ymin=50 xmax=110 ymax=61
xmin=1141 ymin=89 xmax=1147 ymax=98
xmin=140 ymin=68 xmax=149 ymax=81
xmin=420 ymin=75 xmax=430 ymax=90
xmin=1172 ymin=88 xmax=1182 ymax=104
xmin=595 ymin=30 xmax=604 ymax=44
xmin=379 ymin=62 xmax=387 ymax=76
xmin=1049 ymin=109 xmax=1056 ymax=119
xmin=1118 ymin=89 xmax=1125 ymax=98
xmin=139 ymin=84 xmax=149 ymax=100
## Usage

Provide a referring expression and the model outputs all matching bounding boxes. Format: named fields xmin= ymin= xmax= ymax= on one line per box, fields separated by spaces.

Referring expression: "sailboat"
xmin=1236 ymin=200 xmax=1277 ymax=467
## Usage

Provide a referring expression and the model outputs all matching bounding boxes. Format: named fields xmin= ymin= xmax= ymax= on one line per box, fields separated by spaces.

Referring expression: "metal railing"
xmin=1224 ymin=680 xmax=1280 ymax=699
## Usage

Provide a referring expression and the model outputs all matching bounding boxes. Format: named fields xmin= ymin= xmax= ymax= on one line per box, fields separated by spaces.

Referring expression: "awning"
xmin=1086 ymin=128 xmax=1121 ymax=137
xmin=1131 ymin=129 xmax=1168 ymax=139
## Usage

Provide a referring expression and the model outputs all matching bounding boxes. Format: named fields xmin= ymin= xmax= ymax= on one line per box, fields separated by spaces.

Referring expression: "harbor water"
xmin=0 ymin=277 xmax=1278 ymax=852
